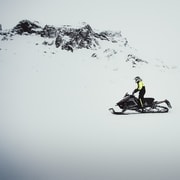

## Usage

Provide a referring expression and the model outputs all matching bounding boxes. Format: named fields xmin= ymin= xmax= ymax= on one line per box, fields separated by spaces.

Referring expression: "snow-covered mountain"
xmin=1 ymin=19 xmax=171 ymax=69
xmin=0 ymin=20 xmax=180 ymax=180
xmin=1 ymin=20 xmax=127 ymax=50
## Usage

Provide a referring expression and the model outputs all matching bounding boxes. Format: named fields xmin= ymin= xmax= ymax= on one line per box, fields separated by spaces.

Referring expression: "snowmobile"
xmin=109 ymin=93 xmax=172 ymax=115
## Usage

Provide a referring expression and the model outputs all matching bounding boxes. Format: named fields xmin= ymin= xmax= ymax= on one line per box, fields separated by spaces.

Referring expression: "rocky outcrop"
xmin=10 ymin=20 xmax=108 ymax=50
xmin=0 ymin=20 xmax=153 ymax=68
xmin=55 ymin=24 xmax=99 ymax=50
xmin=12 ymin=20 xmax=42 ymax=35
xmin=41 ymin=25 xmax=57 ymax=38
xmin=55 ymin=35 xmax=63 ymax=48
xmin=9 ymin=20 xmax=129 ymax=51
xmin=126 ymin=54 xmax=148 ymax=67
xmin=1 ymin=19 xmax=130 ymax=54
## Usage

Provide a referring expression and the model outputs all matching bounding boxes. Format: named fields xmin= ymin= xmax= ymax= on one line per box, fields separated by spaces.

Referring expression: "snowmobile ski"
xmin=109 ymin=106 xmax=169 ymax=115
xmin=109 ymin=108 xmax=128 ymax=115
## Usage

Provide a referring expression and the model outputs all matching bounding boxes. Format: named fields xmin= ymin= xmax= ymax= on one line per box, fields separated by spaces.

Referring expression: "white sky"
xmin=0 ymin=0 xmax=180 ymax=61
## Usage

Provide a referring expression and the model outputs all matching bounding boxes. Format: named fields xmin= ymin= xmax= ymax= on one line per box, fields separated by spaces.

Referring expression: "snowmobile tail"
xmin=165 ymin=99 xmax=172 ymax=108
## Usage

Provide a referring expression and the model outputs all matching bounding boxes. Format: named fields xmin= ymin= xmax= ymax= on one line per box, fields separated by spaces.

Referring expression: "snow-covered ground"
xmin=0 ymin=32 xmax=180 ymax=180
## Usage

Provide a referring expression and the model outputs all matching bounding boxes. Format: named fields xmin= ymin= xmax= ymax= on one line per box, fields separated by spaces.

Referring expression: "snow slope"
xmin=0 ymin=30 xmax=180 ymax=180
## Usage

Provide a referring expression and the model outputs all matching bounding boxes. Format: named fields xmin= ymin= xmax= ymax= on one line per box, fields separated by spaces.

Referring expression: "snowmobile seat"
xmin=144 ymin=98 xmax=154 ymax=106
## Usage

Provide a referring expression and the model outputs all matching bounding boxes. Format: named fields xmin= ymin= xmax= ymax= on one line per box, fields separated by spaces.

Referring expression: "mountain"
xmin=0 ymin=19 xmax=179 ymax=180
xmin=1 ymin=19 xmax=152 ymax=67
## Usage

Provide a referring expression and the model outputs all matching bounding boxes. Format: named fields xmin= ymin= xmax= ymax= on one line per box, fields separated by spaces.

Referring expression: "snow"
xmin=0 ymin=32 xmax=180 ymax=180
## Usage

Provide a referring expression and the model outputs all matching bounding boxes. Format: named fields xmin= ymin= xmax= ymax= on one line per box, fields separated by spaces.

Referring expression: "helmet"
xmin=134 ymin=76 xmax=142 ymax=83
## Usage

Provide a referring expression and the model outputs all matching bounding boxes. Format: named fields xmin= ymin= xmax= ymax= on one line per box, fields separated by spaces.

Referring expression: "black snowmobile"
xmin=109 ymin=93 xmax=172 ymax=115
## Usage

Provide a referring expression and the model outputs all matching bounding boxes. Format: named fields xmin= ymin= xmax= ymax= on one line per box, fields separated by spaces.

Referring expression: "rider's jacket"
xmin=133 ymin=80 xmax=145 ymax=94
xmin=137 ymin=81 xmax=145 ymax=91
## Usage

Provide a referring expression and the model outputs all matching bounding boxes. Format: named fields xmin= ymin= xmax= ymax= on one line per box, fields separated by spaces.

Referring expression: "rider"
xmin=132 ymin=76 xmax=146 ymax=111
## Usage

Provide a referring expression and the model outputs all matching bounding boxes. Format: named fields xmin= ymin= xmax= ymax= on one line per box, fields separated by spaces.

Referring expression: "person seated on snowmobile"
xmin=132 ymin=76 xmax=146 ymax=111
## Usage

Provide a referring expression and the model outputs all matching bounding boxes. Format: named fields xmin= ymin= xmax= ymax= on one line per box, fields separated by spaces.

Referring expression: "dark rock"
xmin=55 ymin=35 xmax=63 ymax=48
xmin=41 ymin=25 xmax=57 ymax=38
xmin=95 ymin=32 xmax=109 ymax=41
xmin=12 ymin=20 xmax=42 ymax=35
xmin=62 ymin=42 xmax=73 ymax=52
xmin=0 ymin=24 xmax=2 ymax=31
xmin=1 ymin=36 xmax=8 ymax=41
xmin=126 ymin=54 xmax=148 ymax=67
xmin=55 ymin=24 xmax=100 ymax=51
xmin=91 ymin=53 xmax=98 ymax=58
xmin=42 ymin=40 xmax=54 ymax=46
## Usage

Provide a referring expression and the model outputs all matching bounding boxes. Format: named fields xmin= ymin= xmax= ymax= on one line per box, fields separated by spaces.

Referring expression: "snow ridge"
xmin=0 ymin=20 xmax=142 ymax=63
xmin=1 ymin=20 xmax=127 ymax=51
xmin=0 ymin=19 xmax=176 ymax=69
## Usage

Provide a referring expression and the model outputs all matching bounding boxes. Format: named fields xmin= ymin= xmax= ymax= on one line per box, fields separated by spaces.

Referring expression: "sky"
xmin=0 ymin=0 xmax=180 ymax=62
